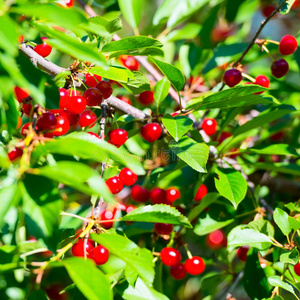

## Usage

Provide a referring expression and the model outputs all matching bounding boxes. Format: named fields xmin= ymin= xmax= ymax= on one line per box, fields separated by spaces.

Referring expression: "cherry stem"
xmin=265 ymin=39 xmax=280 ymax=45
xmin=241 ymin=73 xmax=255 ymax=82
xmin=183 ymin=244 xmax=193 ymax=259
xmin=261 ymin=45 xmax=275 ymax=61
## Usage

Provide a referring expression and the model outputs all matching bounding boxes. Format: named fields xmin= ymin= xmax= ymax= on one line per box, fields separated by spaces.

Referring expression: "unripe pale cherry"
xmin=141 ymin=123 xmax=162 ymax=143
xmin=223 ymin=69 xmax=242 ymax=87
xmin=160 ymin=247 xmax=181 ymax=266
xmin=108 ymin=129 xmax=128 ymax=147
xmin=279 ymin=35 xmax=298 ymax=56
xmin=202 ymin=118 xmax=217 ymax=136
xmin=184 ymin=256 xmax=205 ymax=275
xmin=271 ymin=59 xmax=289 ymax=78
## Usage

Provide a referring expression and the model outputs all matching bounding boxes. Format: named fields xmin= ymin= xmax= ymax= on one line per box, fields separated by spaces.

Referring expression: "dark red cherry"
xmin=154 ymin=223 xmax=173 ymax=235
xmin=83 ymin=88 xmax=103 ymax=106
xmin=279 ymin=35 xmax=298 ymax=55
xmin=62 ymin=110 xmax=80 ymax=126
xmin=170 ymin=263 xmax=187 ymax=280
xmin=14 ymin=86 xmax=30 ymax=103
xmin=131 ymin=185 xmax=149 ymax=203
xmin=22 ymin=103 xmax=33 ymax=117
xmin=119 ymin=168 xmax=137 ymax=186
xmin=78 ymin=110 xmax=97 ymax=128
xmin=96 ymin=81 xmax=113 ymax=99
xmin=85 ymin=73 xmax=102 ymax=87
xmin=294 ymin=263 xmax=300 ymax=276
xmin=262 ymin=5 xmax=276 ymax=18
xmin=8 ymin=148 xmax=23 ymax=162
xmin=160 ymin=247 xmax=181 ymax=266
xmin=271 ymin=59 xmax=289 ymax=78
xmin=65 ymin=96 xmax=86 ymax=114
xmin=36 ymin=112 xmax=57 ymax=132
xmin=184 ymin=256 xmax=205 ymax=275
xmin=166 ymin=187 xmax=181 ymax=204
xmin=202 ymin=118 xmax=217 ymax=136
xmin=223 ymin=69 xmax=242 ymax=87
xmin=141 ymin=123 xmax=162 ymax=143
xmin=53 ymin=113 xmax=70 ymax=136
xmin=108 ymin=129 xmax=128 ymax=147
xmin=106 ymin=176 xmax=123 ymax=194
xmin=236 ymin=246 xmax=250 ymax=262
xmin=138 ymin=91 xmax=154 ymax=105
xmin=92 ymin=245 xmax=109 ymax=265
xmin=71 ymin=239 xmax=94 ymax=258
xmin=206 ymin=229 xmax=226 ymax=249
xmin=194 ymin=184 xmax=208 ymax=201
xmin=150 ymin=188 xmax=167 ymax=204
xmin=218 ymin=131 xmax=232 ymax=144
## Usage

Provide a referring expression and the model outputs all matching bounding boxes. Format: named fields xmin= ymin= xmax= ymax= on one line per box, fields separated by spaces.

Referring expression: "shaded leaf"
xmin=118 ymin=0 xmax=143 ymax=28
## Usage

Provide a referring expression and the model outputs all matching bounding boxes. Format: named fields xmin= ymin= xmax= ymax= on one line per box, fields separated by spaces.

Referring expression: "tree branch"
xmin=233 ymin=0 xmax=288 ymax=67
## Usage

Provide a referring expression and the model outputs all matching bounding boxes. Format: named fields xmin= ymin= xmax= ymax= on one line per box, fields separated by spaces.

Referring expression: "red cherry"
xmin=254 ymin=75 xmax=270 ymax=91
xmin=120 ymin=55 xmax=139 ymax=71
xmin=166 ymin=188 xmax=181 ymax=204
xmin=119 ymin=168 xmax=137 ymax=186
xmin=170 ymin=263 xmax=187 ymax=280
xmin=236 ymin=246 xmax=250 ymax=262
xmin=22 ymin=103 xmax=33 ymax=116
xmin=131 ymin=185 xmax=149 ymax=203
xmin=65 ymin=96 xmax=86 ymax=114
xmin=53 ymin=113 xmax=70 ymax=136
xmin=34 ymin=38 xmax=52 ymax=57
xmin=218 ymin=131 xmax=232 ymax=144
xmin=83 ymin=88 xmax=103 ymax=106
xmin=194 ymin=184 xmax=208 ymax=201
xmin=108 ymin=129 xmax=128 ymax=147
xmin=138 ymin=91 xmax=154 ymax=105
xmin=85 ymin=73 xmax=102 ymax=87
xmin=270 ymin=131 xmax=284 ymax=141
xmin=262 ymin=5 xmax=276 ymax=18
xmin=184 ymin=256 xmax=205 ymax=275
xmin=88 ymin=132 xmax=100 ymax=138
xmin=279 ymin=35 xmax=298 ymax=55
xmin=100 ymin=208 xmax=117 ymax=229
xmin=21 ymin=123 xmax=32 ymax=136
xmin=206 ymin=229 xmax=226 ymax=249
xmin=126 ymin=205 xmax=136 ymax=214
xmin=202 ymin=118 xmax=217 ymax=136
xmin=36 ymin=112 xmax=57 ymax=132
xmin=64 ymin=0 xmax=74 ymax=7
xmin=71 ymin=239 xmax=94 ymax=258
xmin=78 ymin=110 xmax=97 ymax=128
xmin=117 ymin=96 xmax=132 ymax=105
xmin=95 ymin=81 xmax=113 ymax=99
xmin=150 ymin=188 xmax=167 ymax=204
xmin=45 ymin=284 xmax=68 ymax=300
xmin=223 ymin=69 xmax=242 ymax=87
xmin=154 ymin=223 xmax=173 ymax=235
xmin=8 ymin=148 xmax=23 ymax=161
xmin=271 ymin=59 xmax=289 ymax=78
xmin=141 ymin=123 xmax=162 ymax=143
xmin=106 ymin=176 xmax=123 ymax=194
xmin=92 ymin=245 xmax=109 ymax=265
xmin=160 ymin=247 xmax=181 ymax=266
xmin=62 ymin=110 xmax=80 ymax=126
xmin=294 ymin=263 xmax=300 ymax=276
xmin=14 ymin=86 xmax=30 ymax=103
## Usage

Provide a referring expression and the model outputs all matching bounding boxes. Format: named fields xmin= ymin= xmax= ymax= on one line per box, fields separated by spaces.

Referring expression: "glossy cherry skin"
xmin=22 ymin=103 xmax=33 ymax=117
xmin=78 ymin=110 xmax=97 ymax=128
xmin=34 ymin=38 xmax=52 ymax=58
xmin=72 ymin=239 xmax=94 ymax=258
xmin=170 ymin=263 xmax=187 ymax=280
xmin=36 ymin=112 xmax=57 ymax=132
xmin=59 ymin=88 xmax=69 ymax=109
xmin=194 ymin=184 xmax=208 ymax=201
xmin=96 ymin=81 xmax=113 ymax=99
xmin=14 ymin=86 xmax=29 ymax=103
xmin=108 ymin=129 xmax=128 ymax=147
xmin=65 ymin=96 xmax=86 ymax=114
xmin=262 ymin=5 xmax=276 ymax=18
xmin=254 ymin=75 xmax=270 ymax=94
xmin=106 ymin=176 xmax=123 ymax=194
xmin=223 ymin=69 xmax=242 ymax=87
xmin=138 ymin=91 xmax=154 ymax=105
xmin=184 ymin=256 xmax=205 ymax=275
xmin=160 ymin=247 xmax=181 ymax=266
xmin=236 ymin=246 xmax=250 ymax=262
xmin=119 ymin=168 xmax=137 ymax=186
xmin=154 ymin=223 xmax=173 ymax=235
xmin=120 ymin=55 xmax=139 ymax=71
xmin=85 ymin=73 xmax=102 ymax=87
xmin=53 ymin=113 xmax=70 ymax=136
xmin=8 ymin=148 xmax=23 ymax=161
xmin=141 ymin=123 xmax=162 ymax=143
xmin=206 ymin=229 xmax=226 ymax=249
xmin=100 ymin=208 xmax=117 ymax=229
xmin=150 ymin=188 xmax=167 ymax=204
xmin=118 ymin=96 xmax=132 ymax=105
xmin=294 ymin=263 xmax=300 ymax=276
xmin=83 ymin=88 xmax=103 ymax=106
xmin=202 ymin=118 xmax=217 ymax=136
xmin=92 ymin=245 xmax=109 ymax=265
xmin=131 ymin=185 xmax=150 ymax=203
xmin=166 ymin=188 xmax=181 ymax=204
xmin=271 ymin=59 xmax=289 ymax=78
xmin=62 ymin=110 xmax=80 ymax=126
xmin=279 ymin=35 xmax=298 ymax=55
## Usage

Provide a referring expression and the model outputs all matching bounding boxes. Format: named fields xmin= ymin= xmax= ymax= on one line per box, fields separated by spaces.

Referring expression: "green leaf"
xmin=0 ymin=145 xmax=11 ymax=169
xmin=149 ymin=56 xmax=185 ymax=91
xmin=0 ymin=14 xmax=19 ymax=56
xmin=121 ymin=71 xmax=151 ymax=94
xmin=34 ymin=161 xmax=114 ymax=203
xmin=247 ymin=219 xmax=274 ymax=238
xmin=109 ymin=47 xmax=164 ymax=59
xmin=214 ymin=167 xmax=248 ymax=209
xmin=90 ymin=66 xmax=134 ymax=83
xmin=162 ymin=114 xmax=193 ymax=142
xmin=253 ymin=162 xmax=300 ymax=176
xmin=169 ymin=136 xmax=209 ymax=173
xmin=90 ymin=232 xmax=154 ymax=283
xmin=154 ymin=77 xmax=171 ymax=104
xmin=228 ymin=228 xmax=272 ymax=250
xmin=121 ymin=204 xmax=192 ymax=228
xmin=280 ymin=248 xmax=299 ymax=265
xmin=118 ymin=0 xmax=143 ymax=29
xmin=268 ymin=275 xmax=297 ymax=296
xmin=247 ymin=144 xmax=298 ymax=156
xmin=280 ymin=0 xmax=296 ymax=14
xmin=27 ymin=290 xmax=48 ymax=300
xmin=83 ymin=16 xmax=122 ymax=36
xmin=165 ymin=23 xmax=201 ymax=42
xmin=64 ymin=257 xmax=112 ymax=300
xmin=243 ymin=249 xmax=271 ymax=299
xmin=123 ymin=277 xmax=170 ymax=300
xmin=274 ymin=208 xmax=292 ymax=236
xmin=102 ymin=36 xmax=162 ymax=52
xmin=32 ymin=132 xmax=145 ymax=175
xmin=194 ymin=213 xmax=234 ymax=236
